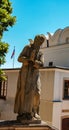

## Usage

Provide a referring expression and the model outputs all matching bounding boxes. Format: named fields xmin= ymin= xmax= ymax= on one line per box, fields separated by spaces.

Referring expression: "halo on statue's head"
xmin=28 ymin=39 xmax=34 ymax=45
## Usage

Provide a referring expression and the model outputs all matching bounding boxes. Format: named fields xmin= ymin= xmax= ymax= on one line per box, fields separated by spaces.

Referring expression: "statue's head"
xmin=34 ymin=35 xmax=45 ymax=47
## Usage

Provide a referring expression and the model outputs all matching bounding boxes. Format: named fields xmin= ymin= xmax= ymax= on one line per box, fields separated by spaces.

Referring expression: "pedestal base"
xmin=17 ymin=114 xmax=41 ymax=125
xmin=0 ymin=120 xmax=55 ymax=130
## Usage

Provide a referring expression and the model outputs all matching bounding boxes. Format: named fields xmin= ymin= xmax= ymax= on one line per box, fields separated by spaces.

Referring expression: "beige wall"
xmin=40 ymin=100 xmax=53 ymax=123
xmin=0 ymin=67 xmax=69 ymax=130
xmin=0 ymin=68 xmax=55 ymax=121
xmin=40 ymin=68 xmax=69 ymax=130
xmin=0 ymin=69 xmax=19 ymax=120
xmin=40 ymin=69 xmax=54 ymax=125
xmin=40 ymin=69 xmax=54 ymax=101
xmin=5 ymin=70 xmax=19 ymax=98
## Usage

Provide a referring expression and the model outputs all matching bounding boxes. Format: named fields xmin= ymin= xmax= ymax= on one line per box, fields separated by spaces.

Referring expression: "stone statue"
xmin=14 ymin=35 xmax=45 ymax=123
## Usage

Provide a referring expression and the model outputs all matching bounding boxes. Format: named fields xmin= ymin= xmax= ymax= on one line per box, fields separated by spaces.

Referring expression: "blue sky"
xmin=2 ymin=0 xmax=69 ymax=68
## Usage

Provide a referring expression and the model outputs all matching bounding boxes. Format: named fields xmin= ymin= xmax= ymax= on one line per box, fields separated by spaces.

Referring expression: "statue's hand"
xmin=23 ymin=57 xmax=29 ymax=66
xmin=34 ymin=60 xmax=40 ymax=68
xmin=18 ymin=56 xmax=29 ymax=66
xmin=34 ymin=60 xmax=43 ymax=68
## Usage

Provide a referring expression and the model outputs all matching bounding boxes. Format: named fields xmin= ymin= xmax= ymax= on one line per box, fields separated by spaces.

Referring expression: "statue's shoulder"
xmin=22 ymin=45 xmax=30 ymax=52
xmin=24 ymin=45 xmax=30 ymax=49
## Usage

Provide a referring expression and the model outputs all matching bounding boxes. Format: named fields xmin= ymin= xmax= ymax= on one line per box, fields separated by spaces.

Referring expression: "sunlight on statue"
xmin=14 ymin=35 xmax=45 ymax=124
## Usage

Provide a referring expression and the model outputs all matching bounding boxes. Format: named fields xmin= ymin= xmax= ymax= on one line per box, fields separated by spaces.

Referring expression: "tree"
xmin=0 ymin=0 xmax=16 ymax=80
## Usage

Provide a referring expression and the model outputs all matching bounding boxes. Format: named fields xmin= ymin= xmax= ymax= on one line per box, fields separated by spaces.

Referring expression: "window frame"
xmin=63 ymin=79 xmax=69 ymax=100
xmin=66 ymin=37 xmax=69 ymax=43
xmin=0 ymin=76 xmax=8 ymax=100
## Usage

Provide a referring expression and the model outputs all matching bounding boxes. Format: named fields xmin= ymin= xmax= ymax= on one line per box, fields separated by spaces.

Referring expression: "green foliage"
xmin=0 ymin=42 xmax=9 ymax=65
xmin=0 ymin=0 xmax=16 ymax=81
xmin=0 ymin=0 xmax=16 ymax=39
xmin=0 ymin=69 xmax=7 ymax=81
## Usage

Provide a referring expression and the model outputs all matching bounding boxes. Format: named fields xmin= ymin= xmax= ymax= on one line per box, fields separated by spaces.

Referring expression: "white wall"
xmin=53 ymin=69 xmax=69 ymax=130
xmin=53 ymin=70 xmax=62 ymax=101
xmin=41 ymin=43 xmax=69 ymax=67
xmin=52 ymin=102 xmax=62 ymax=130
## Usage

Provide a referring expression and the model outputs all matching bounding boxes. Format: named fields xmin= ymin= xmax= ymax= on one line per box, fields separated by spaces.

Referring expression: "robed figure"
xmin=14 ymin=35 xmax=45 ymax=123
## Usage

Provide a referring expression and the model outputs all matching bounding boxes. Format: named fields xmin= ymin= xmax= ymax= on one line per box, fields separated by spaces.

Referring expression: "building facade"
xmin=41 ymin=26 xmax=69 ymax=67
xmin=40 ymin=27 xmax=69 ymax=130
xmin=40 ymin=67 xmax=69 ymax=130
xmin=0 ymin=27 xmax=69 ymax=130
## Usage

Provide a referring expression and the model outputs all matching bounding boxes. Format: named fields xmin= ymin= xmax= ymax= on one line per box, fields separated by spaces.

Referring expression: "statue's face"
xmin=34 ymin=35 xmax=45 ymax=48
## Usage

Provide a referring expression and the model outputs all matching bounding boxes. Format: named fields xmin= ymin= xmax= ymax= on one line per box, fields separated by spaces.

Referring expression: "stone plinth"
xmin=0 ymin=120 xmax=55 ymax=130
xmin=0 ymin=126 xmax=52 ymax=130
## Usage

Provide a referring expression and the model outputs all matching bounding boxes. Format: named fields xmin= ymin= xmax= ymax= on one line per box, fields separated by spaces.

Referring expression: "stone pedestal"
xmin=0 ymin=120 xmax=55 ymax=130
xmin=0 ymin=126 xmax=53 ymax=130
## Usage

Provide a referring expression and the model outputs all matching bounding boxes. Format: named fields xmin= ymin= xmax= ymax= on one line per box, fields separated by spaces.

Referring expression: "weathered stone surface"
xmin=14 ymin=35 xmax=45 ymax=123
xmin=0 ymin=120 xmax=55 ymax=130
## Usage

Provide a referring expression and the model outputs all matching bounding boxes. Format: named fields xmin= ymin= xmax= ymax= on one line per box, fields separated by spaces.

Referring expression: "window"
xmin=49 ymin=62 xmax=53 ymax=67
xmin=47 ymin=40 xmax=49 ymax=47
xmin=0 ymin=77 xmax=7 ymax=100
xmin=63 ymin=80 xmax=69 ymax=99
xmin=66 ymin=37 xmax=69 ymax=43
xmin=62 ymin=118 xmax=69 ymax=130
